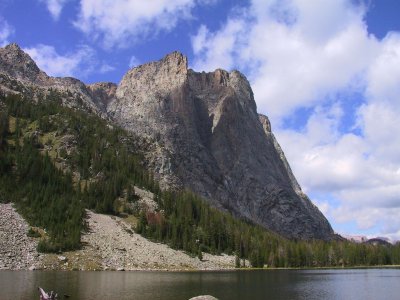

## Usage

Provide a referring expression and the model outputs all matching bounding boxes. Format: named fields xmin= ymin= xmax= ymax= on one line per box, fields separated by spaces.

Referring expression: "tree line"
xmin=137 ymin=189 xmax=400 ymax=268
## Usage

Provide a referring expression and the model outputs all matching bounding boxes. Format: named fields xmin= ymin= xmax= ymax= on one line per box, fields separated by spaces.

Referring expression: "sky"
xmin=1 ymin=0 xmax=400 ymax=241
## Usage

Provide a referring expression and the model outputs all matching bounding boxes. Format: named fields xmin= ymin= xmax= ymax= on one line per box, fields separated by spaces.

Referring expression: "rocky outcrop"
xmin=108 ymin=52 xmax=334 ymax=240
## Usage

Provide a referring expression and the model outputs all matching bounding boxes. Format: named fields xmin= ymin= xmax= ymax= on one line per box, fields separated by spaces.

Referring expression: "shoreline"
xmin=2 ymin=265 xmax=400 ymax=272
xmin=2 ymin=203 xmax=399 ymax=272
xmin=2 ymin=259 xmax=400 ymax=273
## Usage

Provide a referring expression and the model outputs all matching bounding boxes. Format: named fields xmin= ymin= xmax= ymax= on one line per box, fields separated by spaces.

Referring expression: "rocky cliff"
xmin=0 ymin=44 xmax=334 ymax=240
xmin=108 ymin=52 xmax=334 ymax=239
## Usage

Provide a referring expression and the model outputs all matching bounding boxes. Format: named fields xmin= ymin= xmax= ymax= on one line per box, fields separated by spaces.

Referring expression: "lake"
xmin=1 ymin=268 xmax=399 ymax=300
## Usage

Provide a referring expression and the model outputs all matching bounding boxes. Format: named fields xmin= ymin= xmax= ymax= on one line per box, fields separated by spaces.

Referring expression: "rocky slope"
xmin=0 ymin=203 xmax=42 ymax=270
xmin=0 ymin=44 xmax=334 ymax=240
xmin=0 ymin=203 xmax=239 ymax=271
xmin=108 ymin=52 xmax=334 ymax=239
xmin=78 ymin=210 xmax=238 ymax=271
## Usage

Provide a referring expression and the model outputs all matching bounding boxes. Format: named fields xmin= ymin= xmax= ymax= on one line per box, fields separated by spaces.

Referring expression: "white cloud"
xmin=197 ymin=0 xmax=219 ymax=4
xmin=40 ymin=0 xmax=69 ymax=20
xmin=192 ymin=0 xmax=379 ymax=124
xmin=191 ymin=19 xmax=247 ymax=71
xmin=358 ymin=102 xmax=400 ymax=164
xmin=24 ymin=44 xmax=95 ymax=78
xmin=191 ymin=0 xmax=400 ymax=239
xmin=313 ymin=199 xmax=331 ymax=216
xmin=74 ymin=0 xmax=215 ymax=48
xmin=276 ymin=100 xmax=400 ymax=239
xmin=99 ymin=63 xmax=115 ymax=74
xmin=366 ymin=32 xmax=400 ymax=105
xmin=0 ymin=18 xmax=14 ymax=47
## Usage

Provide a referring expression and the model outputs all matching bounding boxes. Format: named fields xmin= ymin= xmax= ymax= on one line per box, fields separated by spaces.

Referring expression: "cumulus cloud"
xmin=99 ymin=63 xmax=115 ymax=74
xmin=0 ymin=18 xmax=14 ymax=47
xmin=40 ymin=0 xmax=69 ymax=20
xmin=74 ymin=0 xmax=215 ymax=48
xmin=191 ymin=0 xmax=379 ymax=124
xmin=366 ymin=32 xmax=400 ymax=104
xmin=191 ymin=0 xmax=400 ymax=239
xmin=24 ymin=44 xmax=96 ymax=78
xmin=192 ymin=19 xmax=247 ymax=71
xmin=276 ymin=100 xmax=400 ymax=239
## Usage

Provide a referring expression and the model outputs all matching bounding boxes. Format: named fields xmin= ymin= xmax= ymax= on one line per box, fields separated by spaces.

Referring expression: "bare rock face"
xmin=108 ymin=52 xmax=334 ymax=240
xmin=87 ymin=82 xmax=117 ymax=112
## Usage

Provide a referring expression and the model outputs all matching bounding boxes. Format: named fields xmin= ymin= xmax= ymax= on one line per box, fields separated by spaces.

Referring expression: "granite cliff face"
xmin=108 ymin=52 xmax=334 ymax=239
xmin=0 ymin=44 xmax=334 ymax=240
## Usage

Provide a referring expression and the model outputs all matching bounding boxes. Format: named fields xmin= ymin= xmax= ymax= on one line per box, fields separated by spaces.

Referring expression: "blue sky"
xmin=1 ymin=0 xmax=400 ymax=240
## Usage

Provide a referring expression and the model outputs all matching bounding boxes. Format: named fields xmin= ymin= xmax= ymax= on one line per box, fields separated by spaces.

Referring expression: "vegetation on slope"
xmin=1 ymin=93 xmax=400 ymax=267
xmin=138 ymin=189 xmax=400 ymax=268
xmin=1 ymin=114 xmax=82 ymax=251
xmin=0 ymin=92 xmax=158 ymax=251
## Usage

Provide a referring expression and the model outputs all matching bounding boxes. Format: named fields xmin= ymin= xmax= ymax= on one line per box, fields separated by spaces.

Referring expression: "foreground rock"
xmin=0 ymin=203 xmax=41 ymax=270
xmin=189 ymin=296 xmax=219 ymax=300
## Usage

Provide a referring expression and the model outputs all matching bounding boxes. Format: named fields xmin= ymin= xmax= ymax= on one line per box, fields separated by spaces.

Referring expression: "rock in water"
xmin=189 ymin=296 xmax=219 ymax=300
xmin=108 ymin=52 xmax=334 ymax=240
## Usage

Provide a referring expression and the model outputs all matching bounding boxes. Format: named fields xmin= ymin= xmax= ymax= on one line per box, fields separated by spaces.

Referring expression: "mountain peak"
xmin=0 ymin=43 xmax=45 ymax=83
xmin=5 ymin=43 xmax=22 ymax=51
xmin=161 ymin=51 xmax=188 ymax=74
xmin=163 ymin=50 xmax=186 ymax=61
xmin=116 ymin=51 xmax=189 ymax=103
xmin=0 ymin=43 xmax=104 ymax=116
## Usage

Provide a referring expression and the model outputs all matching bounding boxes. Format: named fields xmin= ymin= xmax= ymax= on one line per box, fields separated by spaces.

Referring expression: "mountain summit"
xmin=0 ymin=44 xmax=334 ymax=240
xmin=108 ymin=51 xmax=334 ymax=239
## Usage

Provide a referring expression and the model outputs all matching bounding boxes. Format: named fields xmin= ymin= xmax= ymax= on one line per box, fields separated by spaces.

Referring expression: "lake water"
xmin=1 ymin=269 xmax=399 ymax=300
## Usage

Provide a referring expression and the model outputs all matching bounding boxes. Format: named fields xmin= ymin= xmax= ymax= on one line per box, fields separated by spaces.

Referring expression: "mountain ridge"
xmin=0 ymin=43 xmax=107 ymax=116
xmin=0 ymin=43 xmax=334 ymax=240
